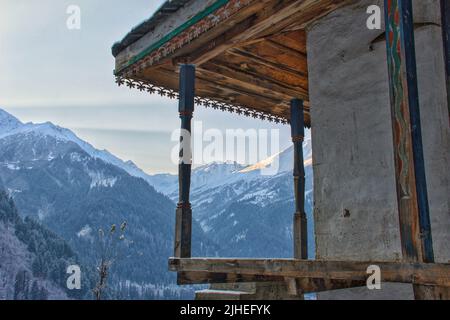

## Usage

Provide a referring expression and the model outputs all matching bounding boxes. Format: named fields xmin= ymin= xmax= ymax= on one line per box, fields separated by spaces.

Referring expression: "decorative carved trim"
xmin=116 ymin=0 xmax=255 ymax=76
xmin=116 ymin=76 xmax=289 ymax=124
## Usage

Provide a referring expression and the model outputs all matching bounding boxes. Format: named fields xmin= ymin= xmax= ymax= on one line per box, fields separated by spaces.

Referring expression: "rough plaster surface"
xmin=307 ymin=0 xmax=449 ymax=299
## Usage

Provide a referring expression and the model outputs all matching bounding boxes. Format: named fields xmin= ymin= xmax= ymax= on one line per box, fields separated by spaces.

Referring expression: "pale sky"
xmin=0 ymin=0 xmax=291 ymax=174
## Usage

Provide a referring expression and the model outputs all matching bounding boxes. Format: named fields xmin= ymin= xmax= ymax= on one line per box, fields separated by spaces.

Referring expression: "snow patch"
xmin=77 ymin=225 xmax=92 ymax=238
xmin=88 ymin=171 xmax=118 ymax=189
xmin=232 ymin=229 xmax=247 ymax=242
xmin=0 ymin=108 xmax=154 ymax=185
xmin=5 ymin=163 xmax=20 ymax=171
xmin=70 ymin=152 xmax=84 ymax=162
xmin=6 ymin=188 xmax=22 ymax=196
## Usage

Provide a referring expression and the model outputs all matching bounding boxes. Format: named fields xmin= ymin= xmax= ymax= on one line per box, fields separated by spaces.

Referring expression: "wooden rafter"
xmin=227 ymin=48 xmax=307 ymax=80
xmin=198 ymin=61 xmax=307 ymax=102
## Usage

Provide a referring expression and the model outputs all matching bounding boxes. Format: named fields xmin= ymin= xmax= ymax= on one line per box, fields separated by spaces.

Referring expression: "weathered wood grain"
xmin=178 ymin=271 xmax=367 ymax=294
xmin=169 ymin=258 xmax=450 ymax=287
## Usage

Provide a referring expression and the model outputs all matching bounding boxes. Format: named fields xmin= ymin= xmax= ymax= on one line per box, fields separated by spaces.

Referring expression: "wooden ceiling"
xmin=120 ymin=0 xmax=352 ymax=125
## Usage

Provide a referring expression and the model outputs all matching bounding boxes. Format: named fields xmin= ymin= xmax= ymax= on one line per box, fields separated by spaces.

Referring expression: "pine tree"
xmin=13 ymin=270 xmax=30 ymax=300
xmin=39 ymin=287 xmax=49 ymax=300
xmin=30 ymin=281 xmax=40 ymax=300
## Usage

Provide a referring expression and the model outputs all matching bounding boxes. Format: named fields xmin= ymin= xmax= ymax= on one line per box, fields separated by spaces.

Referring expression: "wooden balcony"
xmin=169 ymin=258 xmax=450 ymax=294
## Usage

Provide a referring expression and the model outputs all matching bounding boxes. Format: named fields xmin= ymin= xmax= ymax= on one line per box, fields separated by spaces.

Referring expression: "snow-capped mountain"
xmin=148 ymin=132 xmax=315 ymax=258
xmin=0 ymin=110 xmax=22 ymax=135
xmin=149 ymin=131 xmax=313 ymax=198
xmin=0 ymin=108 xmax=214 ymax=299
xmin=0 ymin=106 xmax=315 ymax=299
xmin=0 ymin=109 xmax=152 ymax=184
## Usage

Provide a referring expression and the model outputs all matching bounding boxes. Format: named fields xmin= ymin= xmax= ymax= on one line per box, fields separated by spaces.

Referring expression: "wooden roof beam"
xmin=174 ymin=0 xmax=351 ymax=67
xmin=228 ymin=48 xmax=308 ymax=79
xmin=195 ymin=73 xmax=285 ymax=106
xmin=264 ymin=39 xmax=307 ymax=60
xmin=199 ymin=60 xmax=309 ymax=101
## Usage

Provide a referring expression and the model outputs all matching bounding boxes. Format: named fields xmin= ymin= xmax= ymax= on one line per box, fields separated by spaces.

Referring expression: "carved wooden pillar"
xmin=441 ymin=0 xmax=450 ymax=124
xmin=385 ymin=0 xmax=439 ymax=299
xmin=385 ymin=0 xmax=434 ymax=263
xmin=174 ymin=64 xmax=195 ymax=258
xmin=290 ymin=99 xmax=308 ymax=260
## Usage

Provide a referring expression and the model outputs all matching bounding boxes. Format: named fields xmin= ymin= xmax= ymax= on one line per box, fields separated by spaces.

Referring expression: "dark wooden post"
xmin=441 ymin=0 xmax=450 ymax=124
xmin=290 ymin=99 xmax=308 ymax=260
xmin=174 ymin=64 xmax=195 ymax=258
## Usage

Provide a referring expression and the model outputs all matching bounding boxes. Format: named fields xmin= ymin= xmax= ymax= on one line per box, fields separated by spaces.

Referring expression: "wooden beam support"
xmin=177 ymin=271 xmax=366 ymax=294
xmin=169 ymin=258 xmax=450 ymax=287
xmin=290 ymin=99 xmax=308 ymax=260
xmin=293 ymin=278 xmax=367 ymax=295
xmin=384 ymin=0 xmax=434 ymax=263
xmin=177 ymin=272 xmax=284 ymax=285
xmin=174 ymin=64 xmax=195 ymax=259
xmin=441 ymin=0 xmax=450 ymax=124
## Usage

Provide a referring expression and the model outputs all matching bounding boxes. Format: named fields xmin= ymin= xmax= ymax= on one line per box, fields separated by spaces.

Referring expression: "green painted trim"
xmin=115 ymin=0 xmax=230 ymax=75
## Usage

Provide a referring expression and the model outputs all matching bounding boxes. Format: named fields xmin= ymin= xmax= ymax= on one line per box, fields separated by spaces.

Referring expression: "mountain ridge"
xmin=0 ymin=107 xmax=315 ymax=298
xmin=0 ymin=108 xmax=153 ymax=184
xmin=0 ymin=108 xmax=214 ymax=299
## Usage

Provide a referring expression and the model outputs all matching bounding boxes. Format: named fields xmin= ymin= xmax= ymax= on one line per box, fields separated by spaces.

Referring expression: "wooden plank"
xmin=270 ymin=30 xmax=307 ymax=54
xmin=384 ymin=0 xmax=434 ymax=263
xmin=195 ymin=71 xmax=287 ymax=105
xmin=177 ymin=272 xmax=367 ymax=294
xmin=262 ymin=39 xmax=307 ymax=65
xmin=257 ymin=0 xmax=352 ymax=40
xmin=169 ymin=258 xmax=450 ymax=287
xmin=294 ymin=278 xmax=367 ymax=295
xmin=228 ymin=48 xmax=307 ymax=79
xmin=199 ymin=61 xmax=308 ymax=100
xmin=177 ymin=272 xmax=284 ymax=285
xmin=214 ymin=52 xmax=309 ymax=94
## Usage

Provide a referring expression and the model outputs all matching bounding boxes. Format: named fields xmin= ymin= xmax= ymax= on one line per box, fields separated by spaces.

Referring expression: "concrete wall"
xmin=307 ymin=0 xmax=450 ymax=299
